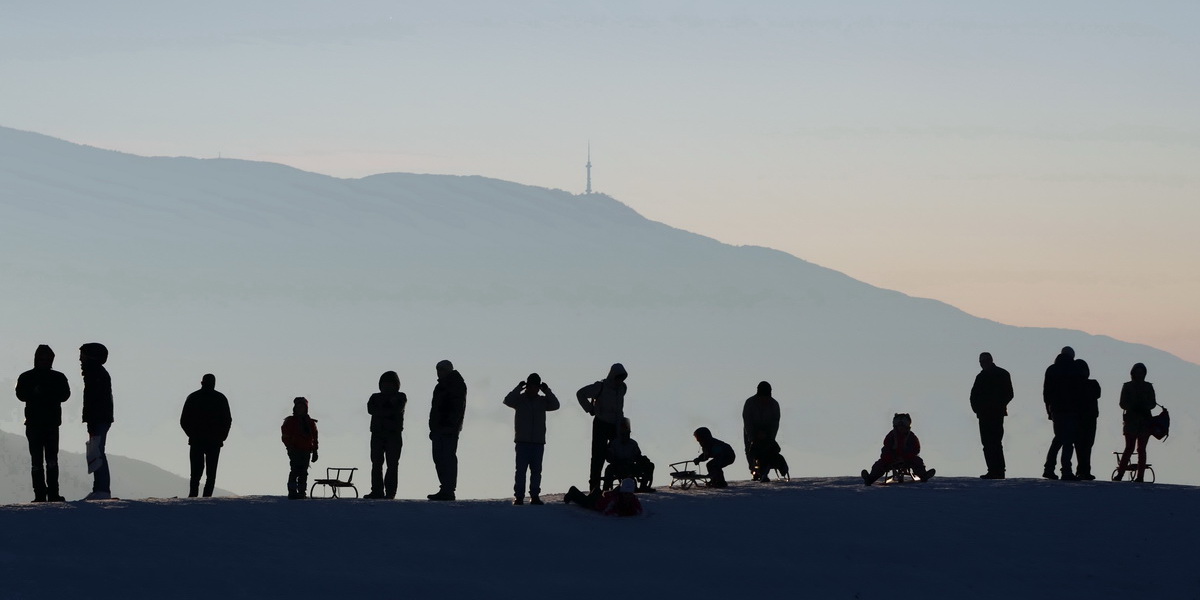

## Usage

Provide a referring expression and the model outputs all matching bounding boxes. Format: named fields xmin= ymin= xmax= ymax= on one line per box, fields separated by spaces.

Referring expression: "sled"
xmin=668 ymin=460 xmax=709 ymax=490
xmin=310 ymin=467 xmax=359 ymax=498
xmin=1111 ymin=452 xmax=1155 ymax=483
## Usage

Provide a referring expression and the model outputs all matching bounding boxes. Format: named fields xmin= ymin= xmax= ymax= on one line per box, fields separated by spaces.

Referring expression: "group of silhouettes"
xmin=13 ymin=343 xmax=1165 ymax=508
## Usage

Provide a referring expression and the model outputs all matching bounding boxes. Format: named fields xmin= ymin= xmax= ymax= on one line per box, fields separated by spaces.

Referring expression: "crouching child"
xmin=861 ymin=413 xmax=935 ymax=485
xmin=564 ymin=477 xmax=644 ymax=517
xmin=693 ymin=427 xmax=736 ymax=488
xmin=281 ymin=397 xmax=319 ymax=499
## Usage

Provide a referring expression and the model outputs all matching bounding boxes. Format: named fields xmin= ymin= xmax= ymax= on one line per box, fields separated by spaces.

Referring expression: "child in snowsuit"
xmin=564 ymin=477 xmax=644 ymax=517
xmin=281 ymin=397 xmax=319 ymax=499
xmin=692 ymin=427 xmax=736 ymax=488
xmin=861 ymin=413 xmax=935 ymax=485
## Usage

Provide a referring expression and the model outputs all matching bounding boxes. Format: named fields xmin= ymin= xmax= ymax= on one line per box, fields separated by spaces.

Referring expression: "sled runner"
xmin=668 ymin=460 xmax=709 ymax=490
xmin=310 ymin=467 xmax=359 ymax=498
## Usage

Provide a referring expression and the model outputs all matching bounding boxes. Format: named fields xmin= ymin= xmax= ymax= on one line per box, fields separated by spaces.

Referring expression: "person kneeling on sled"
xmin=603 ymin=418 xmax=655 ymax=492
xmin=693 ymin=427 xmax=736 ymax=488
xmin=564 ymin=477 xmax=644 ymax=517
xmin=860 ymin=413 xmax=935 ymax=486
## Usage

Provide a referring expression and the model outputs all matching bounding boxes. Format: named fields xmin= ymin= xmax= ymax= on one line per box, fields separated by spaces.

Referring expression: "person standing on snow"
xmin=365 ymin=371 xmax=407 ymax=499
xmin=503 ymin=373 xmax=559 ymax=505
xmin=281 ymin=397 xmax=319 ymax=499
xmin=15 ymin=345 xmax=71 ymax=502
xmin=428 ymin=360 xmax=466 ymax=501
xmin=742 ymin=381 xmax=781 ymax=482
xmin=179 ymin=373 xmax=232 ymax=497
xmin=80 ymin=342 xmax=114 ymax=500
xmin=970 ymin=352 xmax=1013 ymax=479
xmin=576 ymin=363 xmax=627 ymax=492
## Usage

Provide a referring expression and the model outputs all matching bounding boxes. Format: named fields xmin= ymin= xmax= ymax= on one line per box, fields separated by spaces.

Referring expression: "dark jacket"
xmin=281 ymin=415 xmax=319 ymax=452
xmin=1043 ymin=353 xmax=1075 ymax=417
xmin=1074 ymin=379 xmax=1102 ymax=420
xmin=880 ymin=430 xmax=921 ymax=464
xmin=742 ymin=394 xmax=781 ymax=443
xmin=696 ymin=437 xmax=736 ymax=464
xmin=81 ymin=362 xmax=114 ymax=425
xmin=16 ymin=367 xmax=71 ymax=427
xmin=606 ymin=433 xmax=643 ymax=464
xmin=1119 ymin=380 xmax=1157 ymax=433
xmin=180 ymin=388 xmax=233 ymax=446
xmin=429 ymin=369 xmax=467 ymax=436
xmin=970 ymin=365 xmax=1014 ymax=419
xmin=503 ymin=386 xmax=560 ymax=444
xmin=368 ymin=391 xmax=407 ymax=437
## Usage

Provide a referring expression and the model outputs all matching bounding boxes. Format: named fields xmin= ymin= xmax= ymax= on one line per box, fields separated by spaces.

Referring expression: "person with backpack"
xmin=179 ymin=373 xmax=233 ymax=497
xmin=692 ymin=427 xmax=736 ymax=488
xmin=860 ymin=413 xmax=935 ymax=486
xmin=428 ymin=360 xmax=466 ymax=501
xmin=365 ymin=371 xmax=407 ymax=499
xmin=15 ymin=345 xmax=71 ymax=502
xmin=742 ymin=381 xmax=781 ymax=482
xmin=576 ymin=363 xmax=627 ymax=492
xmin=1071 ymin=360 xmax=1102 ymax=481
xmin=503 ymin=373 xmax=560 ymax=505
xmin=80 ymin=342 xmax=114 ymax=500
xmin=281 ymin=397 xmax=319 ymax=499
xmin=1114 ymin=363 xmax=1156 ymax=482
xmin=970 ymin=352 xmax=1013 ymax=479
xmin=1042 ymin=346 xmax=1078 ymax=480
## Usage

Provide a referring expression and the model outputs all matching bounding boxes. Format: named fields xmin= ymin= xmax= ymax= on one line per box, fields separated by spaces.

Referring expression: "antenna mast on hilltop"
xmin=585 ymin=142 xmax=592 ymax=195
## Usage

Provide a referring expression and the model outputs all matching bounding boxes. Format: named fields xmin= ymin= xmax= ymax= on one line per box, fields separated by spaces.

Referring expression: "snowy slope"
xmin=1 ymin=478 xmax=1196 ymax=599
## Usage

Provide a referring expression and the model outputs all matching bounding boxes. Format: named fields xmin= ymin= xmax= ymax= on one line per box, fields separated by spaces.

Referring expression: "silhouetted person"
xmin=576 ymin=363 xmax=627 ymax=492
xmin=692 ymin=427 xmax=735 ymax=488
xmin=15 ymin=345 xmax=71 ymax=502
xmin=603 ymin=418 xmax=655 ymax=492
xmin=365 ymin=371 xmax=407 ymax=499
xmin=281 ymin=397 xmax=319 ymax=499
xmin=80 ymin=342 xmax=113 ymax=500
xmin=563 ymin=477 xmax=644 ymax=517
xmin=861 ymin=413 xmax=935 ymax=485
xmin=1042 ymin=346 xmax=1077 ymax=480
xmin=179 ymin=373 xmax=232 ymax=497
xmin=503 ymin=373 xmax=559 ymax=505
xmin=1115 ymin=363 xmax=1156 ymax=482
xmin=742 ymin=381 xmax=781 ymax=482
xmin=970 ymin=352 xmax=1013 ymax=479
xmin=1071 ymin=359 xmax=1102 ymax=481
xmin=428 ymin=359 xmax=466 ymax=501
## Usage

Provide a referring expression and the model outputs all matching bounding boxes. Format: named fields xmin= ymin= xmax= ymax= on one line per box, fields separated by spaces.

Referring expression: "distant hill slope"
xmin=0 ymin=125 xmax=1196 ymax=498
xmin=0 ymin=428 xmax=233 ymax=504
xmin=2 ymin=479 xmax=1197 ymax=599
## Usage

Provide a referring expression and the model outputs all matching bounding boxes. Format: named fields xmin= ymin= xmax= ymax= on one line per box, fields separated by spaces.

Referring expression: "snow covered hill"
xmin=1 ymin=125 xmax=1198 ymax=499
xmin=2 ymin=478 xmax=1195 ymax=599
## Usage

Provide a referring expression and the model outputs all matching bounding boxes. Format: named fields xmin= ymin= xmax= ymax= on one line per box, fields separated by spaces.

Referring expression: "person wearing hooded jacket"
xmin=80 ymin=342 xmax=113 ymax=500
xmin=503 ymin=373 xmax=559 ymax=505
xmin=281 ymin=397 xmax=319 ymax=499
xmin=1071 ymin=359 xmax=1102 ymax=481
xmin=742 ymin=381 xmax=781 ymax=481
xmin=1115 ymin=363 xmax=1156 ymax=482
xmin=1043 ymin=346 xmax=1078 ymax=480
xmin=970 ymin=352 xmax=1013 ymax=479
xmin=692 ymin=427 xmax=736 ymax=488
xmin=860 ymin=413 xmax=935 ymax=485
xmin=365 ymin=371 xmax=407 ymax=499
xmin=564 ymin=477 xmax=644 ymax=517
xmin=179 ymin=373 xmax=232 ymax=497
xmin=576 ymin=363 xmax=627 ymax=492
xmin=428 ymin=360 xmax=467 ymax=501
xmin=15 ymin=345 xmax=71 ymax=502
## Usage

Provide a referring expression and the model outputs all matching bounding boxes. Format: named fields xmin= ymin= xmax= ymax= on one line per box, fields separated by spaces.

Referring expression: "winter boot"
xmin=530 ymin=496 xmax=544 ymax=505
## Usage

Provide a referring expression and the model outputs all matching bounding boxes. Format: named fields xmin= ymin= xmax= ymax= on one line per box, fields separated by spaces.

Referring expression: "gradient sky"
xmin=4 ymin=1 xmax=1197 ymax=363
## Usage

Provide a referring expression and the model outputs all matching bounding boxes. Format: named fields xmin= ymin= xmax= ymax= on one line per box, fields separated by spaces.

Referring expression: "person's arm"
xmin=576 ymin=382 xmax=599 ymax=415
xmin=767 ymin=400 xmax=780 ymax=440
xmin=969 ymin=373 xmax=982 ymax=415
xmin=218 ymin=393 xmax=232 ymax=442
xmin=1002 ymin=369 xmax=1014 ymax=405
xmin=503 ymin=384 xmax=523 ymax=409
xmin=543 ymin=386 xmax=560 ymax=412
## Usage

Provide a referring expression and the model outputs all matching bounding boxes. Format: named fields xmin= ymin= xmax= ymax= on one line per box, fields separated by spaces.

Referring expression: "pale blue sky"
xmin=3 ymin=1 xmax=1198 ymax=361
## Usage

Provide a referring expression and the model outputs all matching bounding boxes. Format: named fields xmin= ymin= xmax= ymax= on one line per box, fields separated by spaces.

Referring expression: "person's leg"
xmin=1115 ymin=432 xmax=1135 ymax=479
xmin=26 ymin=426 xmax=47 ymax=500
xmin=384 ymin=437 xmax=401 ymax=498
xmin=1075 ymin=418 xmax=1096 ymax=478
xmin=431 ymin=434 xmax=459 ymax=495
xmin=287 ymin=450 xmax=303 ymax=496
xmin=369 ymin=433 xmax=385 ymax=496
xmin=909 ymin=456 xmax=930 ymax=479
xmin=295 ymin=451 xmax=311 ymax=496
xmin=979 ymin=417 xmax=1004 ymax=475
xmin=89 ymin=423 xmax=111 ymax=494
xmin=203 ymin=445 xmax=221 ymax=497
xmin=45 ymin=427 xmax=61 ymax=499
xmin=638 ymin=458 xmax=655 ymax=490
xmin=1057 ymin=416 xmax=1077 ymax=477
xmin=707 ymin=456 xmax=734 ymax=487
xmin=1044 ymin=424 xmax=1063 ymax=477
xmin=431 ymin=434 xmax=447 ymax=493
xmin=1134 ymin=434 xmax=1150 ymax=481
xmin=588 ymin=420 xmax=616 ymax=491
xmin=744 ymin=434 xmax=755 ymax=475
xmin=514 ymin=442 xmax=530 ymax=499
xmin=188 ymin=445 xmax=204 ymax=497
xmin=529 ymin=443 xmax=545 ymax=498
xmin=864 ymin=458 xmax=889 ymax=484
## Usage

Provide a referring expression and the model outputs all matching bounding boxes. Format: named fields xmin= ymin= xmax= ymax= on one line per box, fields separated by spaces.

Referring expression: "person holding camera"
xmin=503 ymin=373 xmax=560 ymax=505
